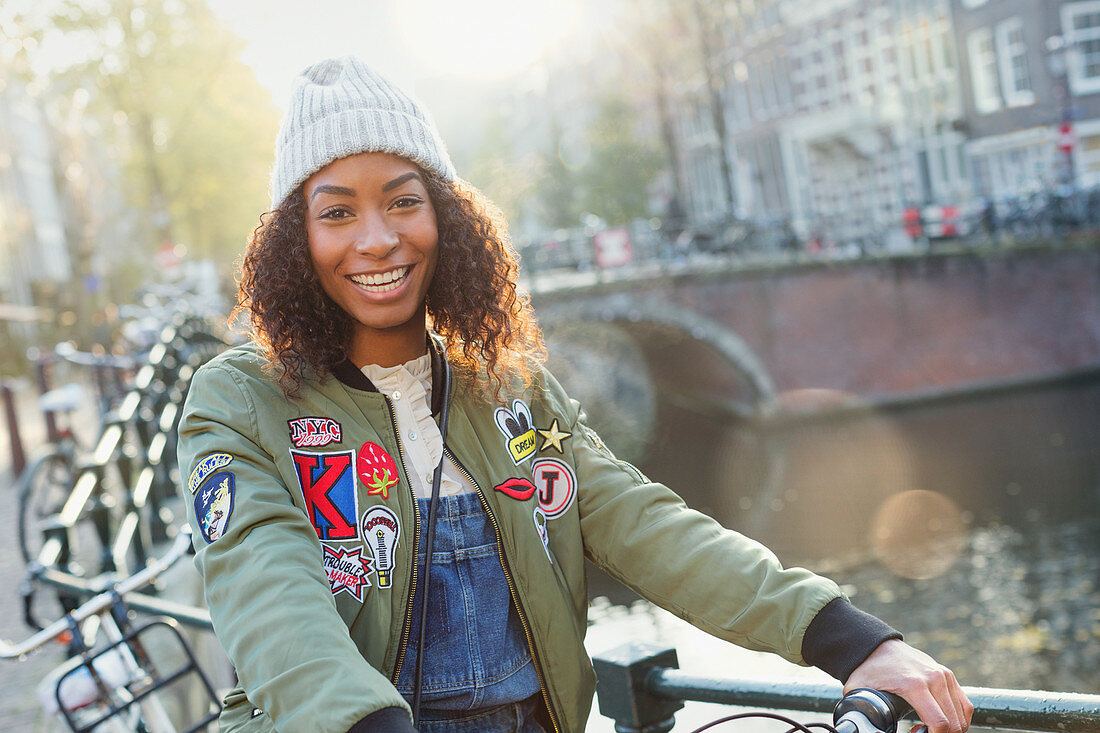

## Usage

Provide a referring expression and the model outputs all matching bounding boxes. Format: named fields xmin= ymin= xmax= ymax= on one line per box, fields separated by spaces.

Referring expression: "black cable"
xmin=686 ymin=711 xmax=838 ymax=733
xmin=410 ymin=350 xmax=451 ymax=726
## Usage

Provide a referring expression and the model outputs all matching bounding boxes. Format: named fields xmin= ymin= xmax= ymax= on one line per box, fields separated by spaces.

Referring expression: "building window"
xmin=967 ymin=28 xmax=1001 ymax=113
xmin=996 ymin=18 xmax=1034 ymax=106
xmin=1064 ymin=1 xmax=1100 ymax=94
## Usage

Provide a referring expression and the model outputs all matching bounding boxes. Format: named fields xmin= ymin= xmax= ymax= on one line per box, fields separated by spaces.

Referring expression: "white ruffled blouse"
xmin=361 ymin=354 xmax=476 ymax=499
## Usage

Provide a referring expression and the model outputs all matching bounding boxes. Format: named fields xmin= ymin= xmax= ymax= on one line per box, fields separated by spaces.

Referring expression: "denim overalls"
xmin=394 ymin=492 xmax=545 ymax=732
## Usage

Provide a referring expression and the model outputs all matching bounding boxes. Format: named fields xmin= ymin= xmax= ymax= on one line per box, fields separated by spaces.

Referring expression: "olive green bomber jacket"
xmin=178 ymin=342 xmax=885 ymax=733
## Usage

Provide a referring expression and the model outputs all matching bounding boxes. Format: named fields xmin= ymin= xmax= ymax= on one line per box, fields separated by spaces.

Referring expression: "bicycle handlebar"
xmin=834 ymin=688 xmax=913 ymax=733
xmin=1 ymin=528 xmax=194 ymax=659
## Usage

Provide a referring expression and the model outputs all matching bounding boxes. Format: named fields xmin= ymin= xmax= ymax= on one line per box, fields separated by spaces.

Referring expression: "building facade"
xmin=671 ymin=0 xmax=1096 ymax=243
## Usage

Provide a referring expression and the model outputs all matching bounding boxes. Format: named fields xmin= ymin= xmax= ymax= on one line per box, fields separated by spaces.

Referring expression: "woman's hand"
xmin=844 ymin=639 xmax=973 ymax=733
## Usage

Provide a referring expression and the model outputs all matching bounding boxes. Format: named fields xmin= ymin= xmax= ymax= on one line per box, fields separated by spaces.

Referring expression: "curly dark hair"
xmin=236 ymin=169 xmax=545 ymax=399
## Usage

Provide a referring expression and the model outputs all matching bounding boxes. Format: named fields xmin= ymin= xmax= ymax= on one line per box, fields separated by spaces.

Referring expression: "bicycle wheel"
xmin=17 ymin=450 xmax=77 ymax=566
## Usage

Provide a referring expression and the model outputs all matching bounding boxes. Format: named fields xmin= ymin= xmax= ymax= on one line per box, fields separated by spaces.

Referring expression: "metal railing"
xmin=592 ymin=642 xmax=1100 ymax=733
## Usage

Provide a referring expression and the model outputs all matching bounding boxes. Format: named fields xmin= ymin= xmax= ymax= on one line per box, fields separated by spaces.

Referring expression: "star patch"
xmin=322 ymin=543 xmax=374 ymax=602
xmin=494 ymin=399 xmax=537 ymax=464
xmin=537 ymin=419 xmax=571 ymax=454
xmin=357 ymin=442 xmax=400 ymax=499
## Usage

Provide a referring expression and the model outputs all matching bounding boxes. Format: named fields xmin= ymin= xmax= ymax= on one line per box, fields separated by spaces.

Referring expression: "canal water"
xmin=551 ymin=335 xmax=1100 ymax=698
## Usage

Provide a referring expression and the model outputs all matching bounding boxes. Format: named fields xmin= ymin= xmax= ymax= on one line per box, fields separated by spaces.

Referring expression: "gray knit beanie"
xmin=270 ymin=56 xmax=456 ymax=209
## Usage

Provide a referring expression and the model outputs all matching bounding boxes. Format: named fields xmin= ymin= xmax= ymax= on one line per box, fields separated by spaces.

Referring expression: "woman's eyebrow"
xmin=381 ymin=172 xmax=421 ymax=192
xmin=309 ymin=184 xmax=355 ymax=202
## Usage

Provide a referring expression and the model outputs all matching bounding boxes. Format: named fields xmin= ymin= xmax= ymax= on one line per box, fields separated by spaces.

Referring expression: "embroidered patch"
xmin=357 ymin=442 xmax=400 ymax=499
xmin=194 ymin=471 xmax=234 ymax=543
xmin=494 ymin=477 xmax=537 ymax=501
xmin=537 ymin=419 xmax=572 ymax=454
xmin=533 ymin=507 xmax=552 ymax=563
xmin=288 ymin=417 xmax=342 ymax=448
xmin=290 ymin=450 xmax=359 ymax=540
xmin=494 ymin=399 xmax=537 ymax=464
xmin=532 ymin=458 xmax=577 ymax=519
xmin=362 ymin=506 xmax=400 ymax=589
xmin=187 ymin=453 xmax=233 ymax=495
xmin=322 ymin=543 xmax=374 ymax=601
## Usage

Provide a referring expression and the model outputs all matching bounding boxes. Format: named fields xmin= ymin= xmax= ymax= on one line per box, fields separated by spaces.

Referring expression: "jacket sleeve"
xmin=566 ymin=397 xmax=890 ymax=670
xmin=178 ymin=364 xmax=412 ymax=732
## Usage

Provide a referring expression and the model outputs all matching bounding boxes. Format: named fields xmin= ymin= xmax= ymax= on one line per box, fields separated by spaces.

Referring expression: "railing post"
xmin=2 ymin=381 xmax=26 ymax=477
xmin=32 ymin=352 xmax=60 ymax=444
xmin=593 ymin=642 xmax=683 ymax=733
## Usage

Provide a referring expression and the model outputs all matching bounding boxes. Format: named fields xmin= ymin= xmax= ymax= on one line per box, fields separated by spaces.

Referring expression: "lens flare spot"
xmin=871 ymin=490 xmax=965 ymax=579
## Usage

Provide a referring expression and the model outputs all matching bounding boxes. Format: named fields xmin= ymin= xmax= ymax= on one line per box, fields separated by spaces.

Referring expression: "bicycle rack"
xmin=54 ymin=616 xmax=221 ymax=733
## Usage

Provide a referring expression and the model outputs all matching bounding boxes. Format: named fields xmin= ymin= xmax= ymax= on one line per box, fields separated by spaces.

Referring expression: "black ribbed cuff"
xmin=347 ymin=707 xmax=417 ymax=733
xmin=801 ymin=598 xmax=903 ymax=682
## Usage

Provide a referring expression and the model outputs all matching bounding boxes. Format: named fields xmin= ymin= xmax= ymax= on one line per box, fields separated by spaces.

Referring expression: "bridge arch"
xmin=537 ymin=293 xmax=777 ymax=415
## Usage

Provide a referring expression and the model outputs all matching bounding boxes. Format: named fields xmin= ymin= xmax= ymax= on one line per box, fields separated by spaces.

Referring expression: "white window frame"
xmin=995 ymin=17 xmax=1035 ymax=106
xmin=1063 ymin=1 xmax=1100 ymax=95
xmin=967 ymin=28 xmax=1002 ymax=113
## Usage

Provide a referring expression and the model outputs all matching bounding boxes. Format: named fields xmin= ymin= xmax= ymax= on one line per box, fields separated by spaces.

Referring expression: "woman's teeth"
xmin=350 ymin=266 xmax=409 ymax=292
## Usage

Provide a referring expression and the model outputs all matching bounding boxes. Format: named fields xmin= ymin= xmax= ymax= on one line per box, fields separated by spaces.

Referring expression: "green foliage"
xmin=37 ymin=0 xmax=279 ymax=267
xmin=577 ymin=92 xmax=662 ymax=226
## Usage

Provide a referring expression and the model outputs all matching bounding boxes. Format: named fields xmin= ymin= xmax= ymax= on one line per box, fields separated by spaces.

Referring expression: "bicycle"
xmin=3 ymin=527 xmax=221 ymax=733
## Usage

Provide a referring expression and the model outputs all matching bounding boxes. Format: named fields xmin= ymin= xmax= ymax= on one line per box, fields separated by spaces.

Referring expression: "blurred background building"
xmin=1 ymin=0 xmax=1097 ymax=350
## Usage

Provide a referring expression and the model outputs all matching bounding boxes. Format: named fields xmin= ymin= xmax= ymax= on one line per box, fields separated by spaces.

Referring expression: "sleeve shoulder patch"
xmin=195 ymin=471 xmax=235 ymax=543
xmin=188 ymin=453 xmax=234 ymax=495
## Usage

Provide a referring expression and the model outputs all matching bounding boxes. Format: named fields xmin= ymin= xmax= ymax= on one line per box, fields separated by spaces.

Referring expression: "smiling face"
xmin=304 ymin=152 xmax=439 ymax=367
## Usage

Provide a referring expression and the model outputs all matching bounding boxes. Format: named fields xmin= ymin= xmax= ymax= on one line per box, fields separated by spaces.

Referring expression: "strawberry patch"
xmin=357 ymin=442 xmax=401 ymax=499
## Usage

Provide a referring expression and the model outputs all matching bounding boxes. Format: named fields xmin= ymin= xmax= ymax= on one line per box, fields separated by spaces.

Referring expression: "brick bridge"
xmin=531 ymin=243 xmax=1100 ymax=420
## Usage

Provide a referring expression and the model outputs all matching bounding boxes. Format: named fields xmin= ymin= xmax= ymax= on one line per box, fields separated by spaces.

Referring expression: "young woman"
xmin=178 ymin=57 xmax=973 ymax=733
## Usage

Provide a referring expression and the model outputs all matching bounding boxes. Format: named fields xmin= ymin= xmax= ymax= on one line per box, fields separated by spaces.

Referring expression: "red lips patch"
xmin=493 ymin=477 xmax=537 ymax=501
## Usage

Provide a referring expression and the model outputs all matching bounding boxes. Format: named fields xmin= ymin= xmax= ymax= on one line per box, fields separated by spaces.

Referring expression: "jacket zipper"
xmin=384 ymin=396 xmax=421 ymax=684
xmin=443 ymin=446 xmax=563 ymax=733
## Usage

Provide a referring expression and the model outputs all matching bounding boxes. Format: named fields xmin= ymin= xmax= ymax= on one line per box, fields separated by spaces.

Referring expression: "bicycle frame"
xmin=4 ymin=530 xmax=222 ymax=733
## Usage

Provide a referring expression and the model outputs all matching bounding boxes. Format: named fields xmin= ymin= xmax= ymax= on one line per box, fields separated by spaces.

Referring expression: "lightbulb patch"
xmin=494 ymin=399 xmax=537 ymax=464
xmin=288 ymin=417 xmax=342 ymax=448
xmin=533 ymin=507 xmax=552 ymax=563
xmin=322 ymin=543 xmax=374 ymax=602
xmin=532 ymin=458 xmax=577 ymax=519
xmin=494 ymin=477 xmax=537 ymax=501
xmin=362 ymin=505 xmax=401 ymax=589
xmin=290 ymin=449 xmax=359 ymax=541
xmin=187 ymin=452 xmax=233 ymax=495
xmin=195 ymin=471 xmax=235 ymax=543
xmin=357 ymin=442 xmax=400 ymax=499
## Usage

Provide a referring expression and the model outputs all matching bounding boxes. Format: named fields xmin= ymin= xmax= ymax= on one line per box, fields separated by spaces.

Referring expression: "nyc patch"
xmin=537 ymin=419 xmax=572 ymax=454
xmin=322 ymin=543 xmax=374 ymax=601
xmin=288 ymin=417 xmax=342 ymax=448
xmin=290 ymin=450 xmax=359 ymax=540
xmin=362 ymin=506 xmax=400 ymax=589
xmin=494 ymin=477 xmax=537 ymax=501
xmin=357 ymin=442 xmax=400 ymax=499
xmin=195 ymin=471 xmax=235 ymax=543
xmin=187 ymin=453 xmax=233 ymax=495
xmin=495 ymin=399 xmax=537 ymax=464
xmin=532 ymin=458 xmax=577 ymax=519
